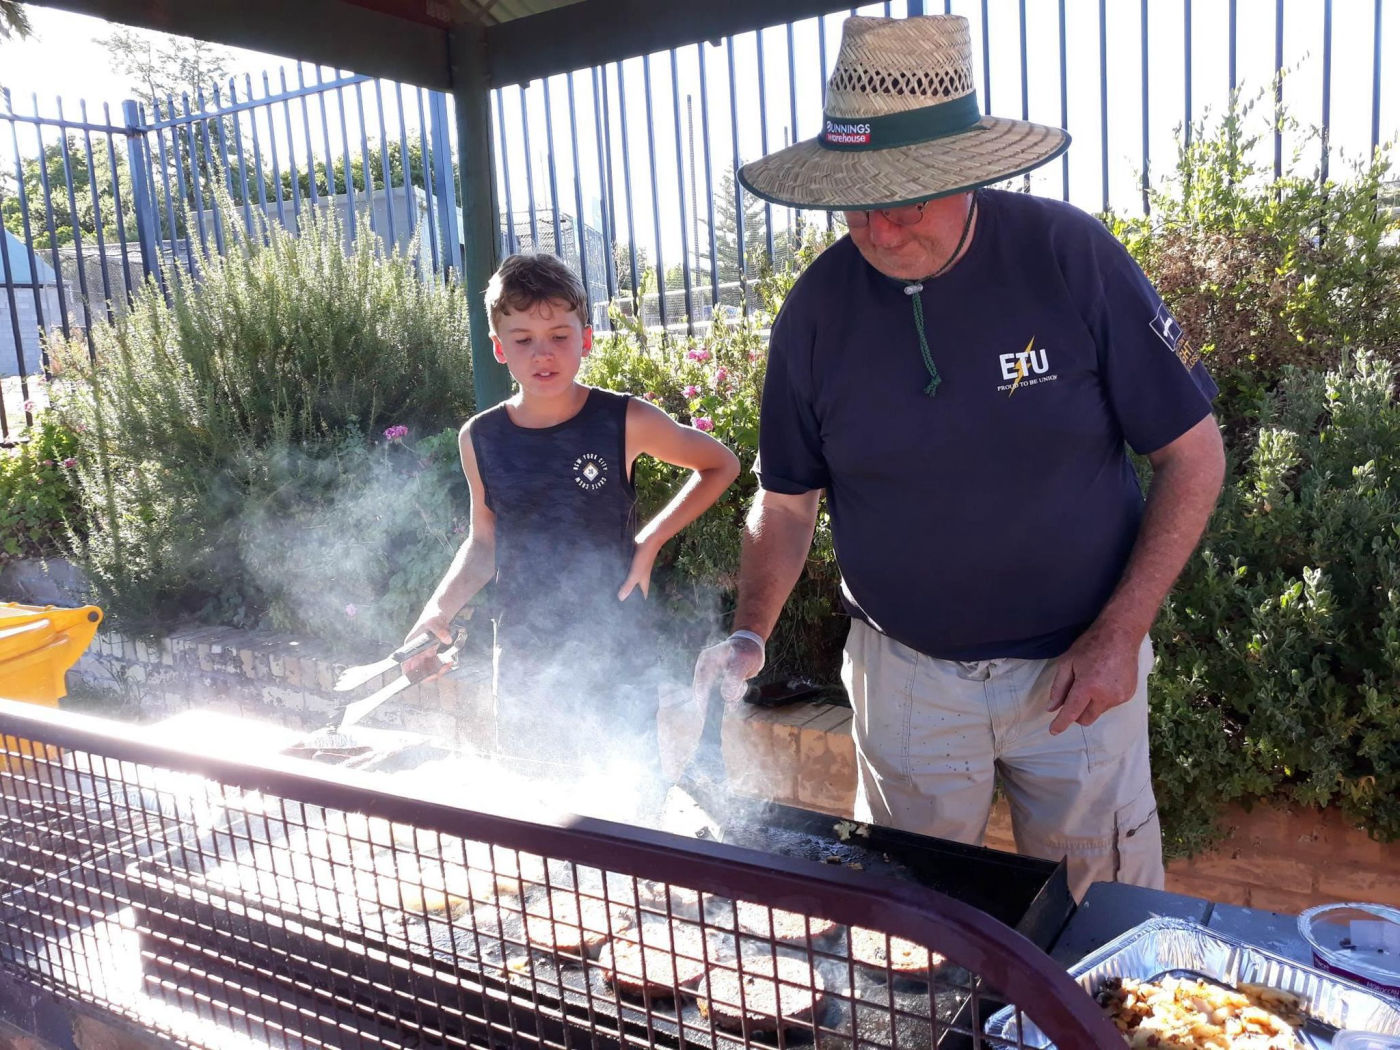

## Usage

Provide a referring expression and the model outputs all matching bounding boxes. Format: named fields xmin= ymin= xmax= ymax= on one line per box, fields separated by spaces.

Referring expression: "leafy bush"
xmin=1111 ymin=90 xmax=1400 ymax=423
xmin=0 ymin=409 xmax=81 ymax=564
xmin=1153 ymin=354 xmax=1400 ymax=854
xmin=52 ymin=209 xmax=475 ymax=640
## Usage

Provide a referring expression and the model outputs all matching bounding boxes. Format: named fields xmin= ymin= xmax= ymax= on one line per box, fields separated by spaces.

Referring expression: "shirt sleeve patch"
xmin=1149 ymin=301 xmax=1201 ymax=370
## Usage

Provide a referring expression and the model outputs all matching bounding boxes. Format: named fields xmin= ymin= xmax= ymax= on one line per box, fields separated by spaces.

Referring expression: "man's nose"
xmin=866 ymin=211 xmax=905 ymax=246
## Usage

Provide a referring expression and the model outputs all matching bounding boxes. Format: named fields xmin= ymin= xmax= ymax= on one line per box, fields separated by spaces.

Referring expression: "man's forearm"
xmin=731 ymin=490 xmax=821 ymax=640
xmin=1097 ymin=421 xmax=1226 ymax=641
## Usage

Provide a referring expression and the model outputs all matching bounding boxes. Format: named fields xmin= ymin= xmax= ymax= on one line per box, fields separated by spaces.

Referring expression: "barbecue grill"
xmin=0 ymin=698 xmax=1122 ymax=1049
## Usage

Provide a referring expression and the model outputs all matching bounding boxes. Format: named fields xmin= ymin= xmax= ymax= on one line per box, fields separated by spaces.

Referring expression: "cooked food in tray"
xmin=1096 ymin=973 xmax=1308 ymax=1049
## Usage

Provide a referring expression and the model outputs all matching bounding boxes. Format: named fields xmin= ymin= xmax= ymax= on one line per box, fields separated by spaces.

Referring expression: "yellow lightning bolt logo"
xmin=1008 ymin=336 xmax=1035 ymax=396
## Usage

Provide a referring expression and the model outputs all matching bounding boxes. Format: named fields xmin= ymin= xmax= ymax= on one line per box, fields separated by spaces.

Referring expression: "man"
xmin=692 ymin=14 xmax=1225 ymax=900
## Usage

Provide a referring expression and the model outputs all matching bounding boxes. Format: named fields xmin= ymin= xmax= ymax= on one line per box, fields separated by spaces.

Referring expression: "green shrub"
xmin=0 ymin=408 xmax=81 ymax=564
xmin=1111 ymin=90 xmax=1400 ymax=424
xmin=1153 ymin=353 xmax=1400 ymax=854
xmin=53 ymin=209 xmax=475 ymax=639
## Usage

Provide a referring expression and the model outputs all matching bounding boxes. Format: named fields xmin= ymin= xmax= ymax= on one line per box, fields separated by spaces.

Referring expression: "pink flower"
xmin=686 ymin=349 xmax=711 ymax=363
xmin=345 ymin=603 xmax=358 ymax=618
xmin=41 ymin=459 xmax=53 ymax=467
xmin=643 ymin=392 xmax=658 ymax=401
xmin=61 ymin=458 xmax=77 ymax=468
xmin=748 ymin=350 xmax=761 ymax=362
xmin=714 ymin=368 xmax=729 ymax=386
xmin=383 ymin=424 xmax=409 ymax=441
xmin=693 ymin=416 xmax=714 ymax=432
xmin=683 ymin=384 xmax=700 ymax=398
xmin=22 ymin=400 xmax=35 ymax=414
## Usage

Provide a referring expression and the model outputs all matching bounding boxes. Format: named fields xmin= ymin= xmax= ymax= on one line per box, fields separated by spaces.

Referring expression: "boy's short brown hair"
xmin=485 ymin=253 xmax=589 ymax=337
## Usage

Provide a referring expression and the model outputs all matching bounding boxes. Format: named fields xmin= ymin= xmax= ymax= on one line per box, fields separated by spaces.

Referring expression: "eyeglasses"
xmin=844 ymin=203 xmax=928 ymax=228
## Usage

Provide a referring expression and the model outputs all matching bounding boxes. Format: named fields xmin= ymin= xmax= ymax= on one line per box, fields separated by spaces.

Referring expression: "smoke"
xmin=227 ymin=437 xmax=774 ymax=833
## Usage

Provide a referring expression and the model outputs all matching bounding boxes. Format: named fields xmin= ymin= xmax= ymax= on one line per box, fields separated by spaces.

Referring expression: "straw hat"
xmin=738 ymin=15 xmax=1070 ymax=210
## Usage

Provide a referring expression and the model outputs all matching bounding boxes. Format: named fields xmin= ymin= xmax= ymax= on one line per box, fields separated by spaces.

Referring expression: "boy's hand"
xmin=400 ymin=610 xmax=457 ymax=683
xmin=617 ymin=537 xmax=661 ymax=600
xmin=692 ymin=634 xmax=765 ymax=707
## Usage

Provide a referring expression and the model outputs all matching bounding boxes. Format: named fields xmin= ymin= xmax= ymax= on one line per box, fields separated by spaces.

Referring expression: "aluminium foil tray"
xmin=985 ymin=916 xmax=1400 ymax=1049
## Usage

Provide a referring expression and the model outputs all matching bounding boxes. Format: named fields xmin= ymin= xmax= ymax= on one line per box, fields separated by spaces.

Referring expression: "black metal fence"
xmin=1 ymin=0 xmax=1394 ymax=437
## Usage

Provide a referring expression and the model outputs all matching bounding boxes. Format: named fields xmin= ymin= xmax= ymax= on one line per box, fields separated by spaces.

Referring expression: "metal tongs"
xmin=292 ymin=620 xmax=467 ymax=754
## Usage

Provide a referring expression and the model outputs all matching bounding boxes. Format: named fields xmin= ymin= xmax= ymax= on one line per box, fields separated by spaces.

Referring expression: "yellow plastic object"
xmin=0 ymin=602 xmax=103 ymax=706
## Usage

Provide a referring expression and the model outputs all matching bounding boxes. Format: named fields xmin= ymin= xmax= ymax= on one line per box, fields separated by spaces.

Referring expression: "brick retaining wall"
xmin=65 ymin=625 xmax=1400 ymax=913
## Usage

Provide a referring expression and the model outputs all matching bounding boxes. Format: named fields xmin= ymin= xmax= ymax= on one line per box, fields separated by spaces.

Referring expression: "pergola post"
xmin=449 ymin=24 xmax=512 ymax=411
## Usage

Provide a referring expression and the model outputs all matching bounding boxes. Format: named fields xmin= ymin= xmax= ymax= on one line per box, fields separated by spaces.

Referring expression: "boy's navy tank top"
xmin=468 ymin=387 xmax=639 ymax=642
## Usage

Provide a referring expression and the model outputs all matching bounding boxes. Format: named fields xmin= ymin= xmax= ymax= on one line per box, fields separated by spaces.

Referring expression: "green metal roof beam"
xmin=484 ymin=0 xmax=852 ymax=85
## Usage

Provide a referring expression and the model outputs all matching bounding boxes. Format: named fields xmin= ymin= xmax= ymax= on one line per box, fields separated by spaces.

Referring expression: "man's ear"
xmin=492 ymin=336 xmax=506 ymax=364
xmin=581 ymin=326 xmax=593 ymax=356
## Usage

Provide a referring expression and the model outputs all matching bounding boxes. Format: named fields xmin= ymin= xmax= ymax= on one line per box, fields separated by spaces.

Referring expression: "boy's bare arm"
xmin=618 ymin=399 xmax=740 ymax=598
xmin=405 ymin=426 xmax=497 ymax=643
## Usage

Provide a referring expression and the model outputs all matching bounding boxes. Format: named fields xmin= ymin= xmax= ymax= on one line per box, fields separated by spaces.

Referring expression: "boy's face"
xmin=492 ymin=298 xmax=592 ymax=397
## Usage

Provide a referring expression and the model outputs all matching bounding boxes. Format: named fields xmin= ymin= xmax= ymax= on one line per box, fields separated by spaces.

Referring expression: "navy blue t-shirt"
xmin=756 ymin=189 xmax=1217 ymax=660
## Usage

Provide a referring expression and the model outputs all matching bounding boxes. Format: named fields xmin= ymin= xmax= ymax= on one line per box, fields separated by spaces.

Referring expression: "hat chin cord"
xmin=903 ymin=192 xmax=979 ymax=397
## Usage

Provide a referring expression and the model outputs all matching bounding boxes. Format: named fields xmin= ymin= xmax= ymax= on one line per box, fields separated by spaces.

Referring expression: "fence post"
xmin=122 ymin=100 xmax=163 ymax=287
xmin=427 ymin=91 xmax=463 ymax=275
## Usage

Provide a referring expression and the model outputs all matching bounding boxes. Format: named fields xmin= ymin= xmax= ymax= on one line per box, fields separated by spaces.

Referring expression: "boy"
xmin=404 ymin=253 xmax=739 ymax=808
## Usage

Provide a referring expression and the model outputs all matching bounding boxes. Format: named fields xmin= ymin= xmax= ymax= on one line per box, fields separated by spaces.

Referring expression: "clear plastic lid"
xmin=1332 ymin=1032 xmax=1400 ymax=1050
xmin=1298 ymin=903 xmax=1400 ymax=985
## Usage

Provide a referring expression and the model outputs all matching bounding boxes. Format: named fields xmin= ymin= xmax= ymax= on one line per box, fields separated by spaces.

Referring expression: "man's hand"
xmin=692 ymin=634 xmax=765 ymax=707
xmin=1046 ymin=622 xmax=1143 ymax=734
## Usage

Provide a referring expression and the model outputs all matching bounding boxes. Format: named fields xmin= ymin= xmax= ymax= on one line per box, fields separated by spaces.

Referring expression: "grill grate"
xmin=0 ymin=700 xmax=1122 ymax=1049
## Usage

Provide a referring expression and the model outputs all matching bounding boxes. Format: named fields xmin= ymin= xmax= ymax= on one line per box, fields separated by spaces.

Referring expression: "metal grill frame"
xmin=0 ymin=699 xmax=1122 ymax=1049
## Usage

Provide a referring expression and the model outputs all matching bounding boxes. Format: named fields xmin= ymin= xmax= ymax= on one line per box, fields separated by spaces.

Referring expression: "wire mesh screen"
xmin=0 ymin=701 xmax=1120 ymax=1049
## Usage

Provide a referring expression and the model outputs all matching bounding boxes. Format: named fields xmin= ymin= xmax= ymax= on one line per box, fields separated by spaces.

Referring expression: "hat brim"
xmin=737 ymin=116 xmax=1070 ymax=210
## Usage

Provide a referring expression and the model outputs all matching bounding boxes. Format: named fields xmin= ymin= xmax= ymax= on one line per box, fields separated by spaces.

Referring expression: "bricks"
xmin=796 ymin=713 xmax=856 ymax=816
xmin=1172 ymin=850 xmax=1316 ymax=894
xmin=1317 ymin=866 xmax=1400 ymax=903
xmin=1165 ymin=872 xmax=1251 ymax=908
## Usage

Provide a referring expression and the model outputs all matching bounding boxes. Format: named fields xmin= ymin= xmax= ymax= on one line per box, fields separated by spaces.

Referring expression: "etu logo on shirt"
xmin=996 ymin=337 xmax=1057 ymax=395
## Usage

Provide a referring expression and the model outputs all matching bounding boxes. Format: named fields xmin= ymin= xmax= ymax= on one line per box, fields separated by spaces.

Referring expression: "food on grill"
xmin=696 ymin=954 xmax=827 ymax=1034
xmin=523 ymin=890 xmax=635 ymax=958
xmin=849 ymin=926 xmax=945 ymax=975
xmin=1096 ymin=974 xmax=1307 ymax=1049
xmin=371 ymin=856 xmax=481 ymax=916
xmin=599 ymin=921 xmax=710 ymax=999
xmin=462 ymin=842 xmax=544 ymax=897
xmin=632 ymin=879 xmax=701 ymax=916
xmin=734 ymin=901 xmax=838 ymax=943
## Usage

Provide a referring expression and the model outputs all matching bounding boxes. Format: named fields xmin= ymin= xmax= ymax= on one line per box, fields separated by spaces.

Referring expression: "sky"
xmin=1 ymin=1 xmax=1396 ymax=271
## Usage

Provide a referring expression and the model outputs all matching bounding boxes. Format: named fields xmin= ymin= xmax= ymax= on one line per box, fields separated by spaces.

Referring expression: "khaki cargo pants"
xmin=841 ymin=619 xmax=1164 ymax=901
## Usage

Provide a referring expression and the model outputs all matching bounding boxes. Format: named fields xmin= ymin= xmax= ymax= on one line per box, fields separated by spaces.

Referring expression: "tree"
xmin=0 ymin=1 xmax=31 ymax=41
xmin=710 ymin=168 xmax=769 ymax=285
xmin=0 ymin=137 xmax=137 ymax=251
xmin=97 ymin=27 xmax=234 ymax=109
